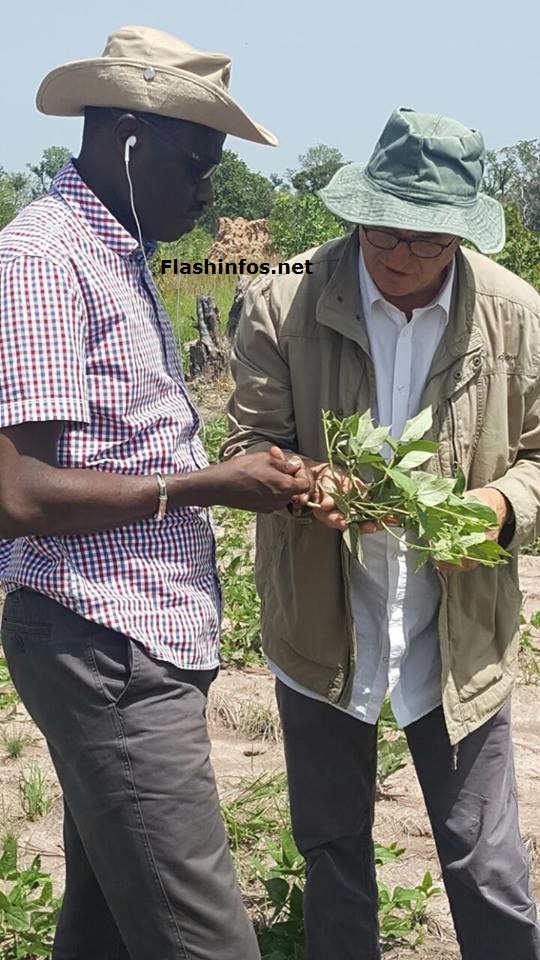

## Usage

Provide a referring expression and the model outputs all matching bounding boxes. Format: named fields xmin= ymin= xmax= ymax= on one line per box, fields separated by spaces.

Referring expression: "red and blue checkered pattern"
xmin=0 ymin=162 xmax=221 ymax=669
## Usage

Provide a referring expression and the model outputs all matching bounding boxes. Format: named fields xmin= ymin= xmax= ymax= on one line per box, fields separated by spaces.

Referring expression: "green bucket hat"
xmin=318 ymin=107 xmax=505 ymax=254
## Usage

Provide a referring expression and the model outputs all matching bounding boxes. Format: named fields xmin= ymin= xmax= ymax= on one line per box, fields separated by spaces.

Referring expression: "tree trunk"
xmin=188 ymin=295 xmax=229 ymax=381
xmin=226 ymin=277 xmax=251 ymax=340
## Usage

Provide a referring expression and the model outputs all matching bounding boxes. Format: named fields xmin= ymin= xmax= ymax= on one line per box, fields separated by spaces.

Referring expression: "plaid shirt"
xmin=0 ymin=162 xmax=221 ymax=669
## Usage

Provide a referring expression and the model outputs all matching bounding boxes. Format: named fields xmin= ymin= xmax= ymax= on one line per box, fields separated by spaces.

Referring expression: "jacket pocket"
xmin=449 ymin=564 xmax=521 ymax=701
xmin=256 ymin=513 xmax=349 ymax=670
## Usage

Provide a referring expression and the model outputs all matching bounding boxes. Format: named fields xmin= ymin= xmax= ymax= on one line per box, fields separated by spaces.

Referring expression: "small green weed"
xmin=19 ymin=766 xmax=54 ymax=822
xmin=201 ymin=414 xmax=228 ymax=463
xmin=378 ymin=871 xmax=441 ymax=946
xmin=0 ymin=835 xmax=61 ymax=959
xmin=0 ymin=654 xmax=18 ymax=711
xmin=199 ymin=415 xmax=263 ymax=668
xmin=519 ymin=610 xmax=540 ymax=684
xmin=1 ymin=725 xmax=35 ymax=760
xmin=222 ymin=773 xmax=289 ymax=858
xmin=215 ymin=507 xmax=262 ymax=667
xmin=521 ymin=538 xmax=540 ymax=556
xmin=377 ymin=700 xmax=409 ymax=794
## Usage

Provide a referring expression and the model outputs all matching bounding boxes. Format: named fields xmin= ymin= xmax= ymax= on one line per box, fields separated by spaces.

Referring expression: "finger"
xmin=313 ymin=507 xmax=347 ymax=530
xmin=293 ymin=477 xmax=312 ymax=494
xmin=316 ymin=492 xmax=338 ymax=512
xmin=269 ymin=446 xmax=304 ymax=475
xmin=437 ymin=561 xmax=465 ymax=574
xmin=358 ymin=521 xmax=381 ymax=534
xmin=272 ymin=457 xmax=303 ymax=477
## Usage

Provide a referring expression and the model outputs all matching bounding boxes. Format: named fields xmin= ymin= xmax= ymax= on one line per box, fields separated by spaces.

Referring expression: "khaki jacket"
xmin=223 ymin=231 xmax=540 ymax=744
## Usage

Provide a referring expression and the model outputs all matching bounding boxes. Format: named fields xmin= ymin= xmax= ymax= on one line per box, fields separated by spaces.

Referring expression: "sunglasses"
xmin=137 ymin=115 xmax=220 ymax=181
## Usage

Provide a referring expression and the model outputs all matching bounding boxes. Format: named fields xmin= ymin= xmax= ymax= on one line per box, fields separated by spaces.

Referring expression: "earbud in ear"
xmin=124 ymin=136 xmax=137 ymax=163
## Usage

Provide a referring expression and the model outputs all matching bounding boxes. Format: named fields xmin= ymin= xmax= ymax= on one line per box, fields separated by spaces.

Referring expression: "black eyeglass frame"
xmin=106 ymin=108 xmax=219 ymax=181
xmin=136 ymin=115 xmax=219 ymax=181
xmin=361 ymin=226 xmax=458 ymax=260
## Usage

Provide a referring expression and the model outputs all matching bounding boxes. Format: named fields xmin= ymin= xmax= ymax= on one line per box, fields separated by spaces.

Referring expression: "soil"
xmin=1 ymin=562 xmax=539 ymax=960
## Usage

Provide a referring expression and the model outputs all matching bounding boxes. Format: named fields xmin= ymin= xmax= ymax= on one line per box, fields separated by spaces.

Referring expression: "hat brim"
xmin=36 ymin=59 xmax=278 ymax=147
xmin=318 ymin=164 xmax=505 ymax=255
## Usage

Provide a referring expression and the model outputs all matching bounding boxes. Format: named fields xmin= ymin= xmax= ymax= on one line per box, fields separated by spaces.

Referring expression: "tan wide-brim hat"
xmin=36 ymin=25 xmax=278 ymax=147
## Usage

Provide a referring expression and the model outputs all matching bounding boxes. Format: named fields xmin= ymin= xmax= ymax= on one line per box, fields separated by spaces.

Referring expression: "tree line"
xmin=1 ymin=140 xmax=539 ymax=289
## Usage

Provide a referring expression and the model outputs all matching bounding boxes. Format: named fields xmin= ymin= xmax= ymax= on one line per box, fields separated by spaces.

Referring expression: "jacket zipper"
xmin=448 ymin=399 xmax=459 ymax=473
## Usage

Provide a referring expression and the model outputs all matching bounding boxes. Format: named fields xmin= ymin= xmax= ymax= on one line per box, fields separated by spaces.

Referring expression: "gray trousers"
xmin=276 ymin=678 xmax=540 ymax=960
xmin=1 ymin=588 xmax=260 ymax=960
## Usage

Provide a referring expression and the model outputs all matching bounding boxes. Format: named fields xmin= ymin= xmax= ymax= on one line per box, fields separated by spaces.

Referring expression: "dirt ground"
xmin=1 ymin=557 xmax=539 ymax=959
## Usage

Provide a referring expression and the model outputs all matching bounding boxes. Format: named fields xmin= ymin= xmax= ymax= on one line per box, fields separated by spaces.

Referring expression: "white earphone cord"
xmin=124 ymin=142 xmax=205 ymax=433
xmin=124 ymin=154 xmax=150 ymax=274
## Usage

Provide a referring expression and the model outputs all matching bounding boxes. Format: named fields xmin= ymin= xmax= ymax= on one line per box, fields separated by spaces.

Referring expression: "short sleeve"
xmin=0 ymin=256 xmax=89 ymax=427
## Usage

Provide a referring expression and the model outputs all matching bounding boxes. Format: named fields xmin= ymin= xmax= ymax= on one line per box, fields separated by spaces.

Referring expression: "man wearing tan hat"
xmin=0 ymin=26 xmax=311 ymax=960
xmin=224 ymin=107 xmax=540 ymax=959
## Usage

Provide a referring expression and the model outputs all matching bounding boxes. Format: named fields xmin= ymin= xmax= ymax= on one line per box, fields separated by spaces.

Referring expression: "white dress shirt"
xmin=270 ymin=249 xmax=455 ymax=728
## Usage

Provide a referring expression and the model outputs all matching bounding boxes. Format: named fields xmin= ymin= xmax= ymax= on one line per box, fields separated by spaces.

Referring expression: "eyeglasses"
xmin=106 ymin=108 xmax=220 ymax=181
xmin=362 ymin=226 xmax=457 ymax=260
xmin=137 ymin=116 xmax=219 ymax=180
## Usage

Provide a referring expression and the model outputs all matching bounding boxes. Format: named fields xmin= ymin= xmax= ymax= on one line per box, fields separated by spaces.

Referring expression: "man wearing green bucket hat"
xmin=224 ymin=107 xmax=540 ymax=959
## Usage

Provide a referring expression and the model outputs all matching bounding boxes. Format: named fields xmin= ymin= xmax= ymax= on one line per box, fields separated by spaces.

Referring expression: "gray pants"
xmin=1 ymin=588 xmax=260 ymax=960
xmin=276 ymin=678 xmax=540 ymax=960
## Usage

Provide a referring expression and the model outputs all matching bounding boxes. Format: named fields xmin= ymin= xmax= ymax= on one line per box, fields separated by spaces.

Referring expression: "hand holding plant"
xmin=312 ymin=406 xmax=511 ymax=570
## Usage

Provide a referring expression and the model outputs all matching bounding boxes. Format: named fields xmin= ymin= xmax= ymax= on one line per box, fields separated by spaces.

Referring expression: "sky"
xmin=2 ymin=0 xmax=538 ymax=181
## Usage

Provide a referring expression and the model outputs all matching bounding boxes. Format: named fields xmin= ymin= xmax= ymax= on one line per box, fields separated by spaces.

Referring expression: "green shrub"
xmin=0 ymin=836 xmax=61 ymax=959
xmin=268 ymin=193 xmax=346 ymax=260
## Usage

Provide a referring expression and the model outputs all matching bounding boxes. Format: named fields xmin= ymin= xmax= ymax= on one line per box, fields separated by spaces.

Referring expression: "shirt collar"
xmin=358 ymin=246 xmax=455 ymax=322
xmin=51 ymin=160 xmax=158 ymax=260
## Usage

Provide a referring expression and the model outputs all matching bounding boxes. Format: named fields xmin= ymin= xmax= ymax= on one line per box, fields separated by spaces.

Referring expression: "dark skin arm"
xmin=0 ymin=422 xmax=312 ymax=538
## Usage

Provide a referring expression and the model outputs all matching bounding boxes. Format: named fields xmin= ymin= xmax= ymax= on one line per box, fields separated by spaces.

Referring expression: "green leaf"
xmin=400 ymin=407 xmax=433 ymax=443
xmin=451 ymin=495 xmax=498 ymax=527
xmin=263 ymin=877 xmax=290 ymax=908
xmin=361 ymin=425 xmax=391 ymax=454
xmin=386 ymin=468 xmax=416 ymax=496
xmin=396 ymin=449 xmax=434 ymax=472
xmin=343 ymin=524 xmax=363 ymax=565
xmin=0 ymin=836 xmax=18 ymax=876
xmin=412 ymin=474 xmax=455 ymax=506
xmin=465 ymin=540 xmax=511 ymax=562
xmin=3 ymin=902 xmax=30 ymax=932
xmin=395 ymin=439 xmax=439 ymax=457
xmin=353 ymin=410 xmax=374 ymax=445
xmin=414 ymin=504 xmax=444 ymax=540
xmin=453 ymin=466 xmax=466 ymax=497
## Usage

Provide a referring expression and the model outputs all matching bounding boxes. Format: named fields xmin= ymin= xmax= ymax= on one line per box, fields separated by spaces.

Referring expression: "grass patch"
xmin=200 ymin=413 xmax=228 ymax=462
xmin=19 ymin=766 xmax=54 ymax=822
xmin=208 ymin=690 xmax=281 ymax=743
xmin=160 ymin=272 xmax=238 ymax=348
xmin=1 ymin=724 xmax=35 ymax=760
